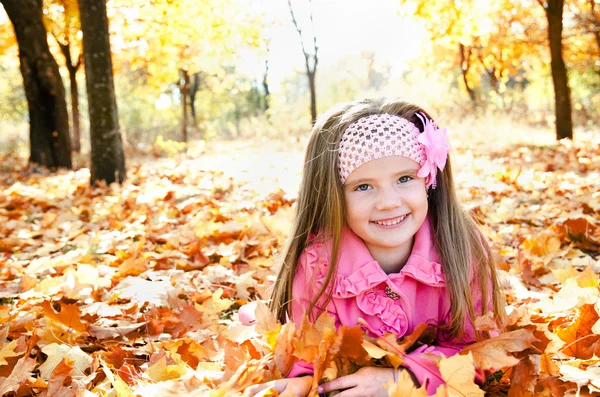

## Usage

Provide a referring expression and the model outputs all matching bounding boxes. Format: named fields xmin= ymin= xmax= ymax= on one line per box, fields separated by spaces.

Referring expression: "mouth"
xmin=371 ymin=214 xmax=409 ymax=226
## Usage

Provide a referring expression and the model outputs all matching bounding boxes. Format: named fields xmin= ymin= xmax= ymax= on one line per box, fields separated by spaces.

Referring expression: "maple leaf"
xmin=462 ymin=328 xmax=539 ymax=372
xmin=434 ymin=352 xmax=484 ymax=397
xmin=559 ymin=364 xmax=600 ymax=394
xmin=0 ymin=339 xmax=21 ymax=367
xmin=507 ymin=355 xmax=539 ymax=396
xmin=534 ymin=377 xmax=568 ymax=397
xmin=273 ymin=321 xmax=296 ymax=376
xmin=38 ymin=343 xmax=93 ymax=381
xmin=386 ymin=368 xmax=429 ymax=397
xmin=101 ymin=361 xmax=135 ymax=397
xmin=293 ymin=312 xmax=344 ymax=393
xmin=254 ymin=300 xmax=281 ymax=348
xmin=0 ymin=356 xmax=37 ymax=395
xmin=196 ymin=288 xmax=234 ymax=317
xmin=145 ymin=354 xmax=188 ymax=382
xmin=555 ymin=303 xmax=600 ymax=359
xmin=45 ymin=356 xmax=79 ymax=397
xmin=553 ymin=216 xmax=600 ymax=252
xmin=40 ymin=300 xmax=87 ymax=334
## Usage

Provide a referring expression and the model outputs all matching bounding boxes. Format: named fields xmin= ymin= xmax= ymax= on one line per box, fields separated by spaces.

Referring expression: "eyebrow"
xmin=346 ymin=168 xmax=419 ymax=186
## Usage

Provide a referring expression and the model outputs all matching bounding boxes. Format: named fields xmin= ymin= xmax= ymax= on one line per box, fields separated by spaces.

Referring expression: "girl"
xmin=243 ymin=98 xmax=505 ymax=397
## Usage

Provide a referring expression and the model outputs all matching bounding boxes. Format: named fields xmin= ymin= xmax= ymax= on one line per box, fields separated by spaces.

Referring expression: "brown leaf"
xmin=462 ymin=328 xmax=539 ymax=372
xmin=0 ymin=356 xmax=37 ymax=395
xmin=507 ymin=355 xmax=539 ymax=397
xmin=553 ymin=216 xmax=600 ymax=252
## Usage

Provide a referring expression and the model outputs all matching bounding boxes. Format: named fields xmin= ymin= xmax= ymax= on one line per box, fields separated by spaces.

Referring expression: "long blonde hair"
xmin=269 ymin=98 xmax=504 ymax=339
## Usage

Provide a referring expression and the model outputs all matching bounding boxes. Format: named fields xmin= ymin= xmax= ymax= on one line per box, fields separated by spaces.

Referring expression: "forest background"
xmin=0 ymin=0 xmax=598 ymax=157
xmin=0 ymin=0 xmax=600 ymax=396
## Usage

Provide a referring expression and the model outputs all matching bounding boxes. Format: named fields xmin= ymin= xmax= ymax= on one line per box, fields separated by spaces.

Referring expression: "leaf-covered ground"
xmin=1 ymin=134 xmax=600 ymax=396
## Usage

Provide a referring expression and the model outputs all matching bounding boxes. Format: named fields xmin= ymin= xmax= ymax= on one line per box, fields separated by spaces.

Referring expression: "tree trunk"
xmin=179 ymin=68 xmax=190 ymax=142
xmin=288 ymin=0 xmax=318 ymax=125
xmin=69 ymin=66 xmax=82 ymax=152
xmin=459 ymin=43 xmax=477 ymax=106
xmin=1 ymin=0 xmax=72 ymax=168
xmin=59 ymin=42 xmax=83 ymax=153
xmin=308 ymin=68 xmax=317 ymax=124
xmin=262 ymin=59 xmax=270 ymax=113
xmin=190 ymin=72 xmax=200 ymax=129
xmin=544 ymin=0 xmax=573 ymax=140
xmin=79 ymin=0 xmax=126 ymax=185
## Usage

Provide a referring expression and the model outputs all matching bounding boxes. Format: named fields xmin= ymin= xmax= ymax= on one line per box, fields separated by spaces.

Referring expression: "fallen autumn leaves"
xmin=0 ymin=137 xmax=599 ymax=396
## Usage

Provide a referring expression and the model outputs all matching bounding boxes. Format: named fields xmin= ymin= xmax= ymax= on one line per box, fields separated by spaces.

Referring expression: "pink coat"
xmin=288 ymin=217 xmax=487 ymax=395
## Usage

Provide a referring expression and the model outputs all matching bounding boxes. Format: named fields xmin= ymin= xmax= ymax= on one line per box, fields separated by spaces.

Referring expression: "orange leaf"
xmin=40 ymin=300 xmax=87 ymax=333
xmin=462 ymin=328 xmax=539 ymax=371
xmin=553 ymin=216 xmax=600 ymax=251
xmin=555 ymin=303 xmax=600 ymax=359
xmin=386 ymin=369 xmax=429 ymax=397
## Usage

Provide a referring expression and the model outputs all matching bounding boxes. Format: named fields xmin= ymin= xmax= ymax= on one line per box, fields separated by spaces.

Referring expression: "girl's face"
xmin=343 ymin=156 xmax=428 ymax=264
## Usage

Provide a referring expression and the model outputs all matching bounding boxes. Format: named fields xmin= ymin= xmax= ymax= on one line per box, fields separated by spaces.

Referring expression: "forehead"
xmin=345 ymin=156 xmax=420 ymax=182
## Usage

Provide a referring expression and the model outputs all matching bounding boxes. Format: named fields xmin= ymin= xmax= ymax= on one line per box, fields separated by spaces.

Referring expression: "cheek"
xmin=344 ymin=194 xmax=370 ymax=221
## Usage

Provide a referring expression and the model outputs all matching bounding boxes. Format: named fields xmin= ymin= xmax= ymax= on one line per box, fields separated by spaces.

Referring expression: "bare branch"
xmin=308 ymin=0 xmax=318 ymax=62
xmin=287 ymin=0 xmax=309 ymax=65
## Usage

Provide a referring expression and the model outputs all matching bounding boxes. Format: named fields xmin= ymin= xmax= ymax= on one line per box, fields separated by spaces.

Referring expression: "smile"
xmin=371 ymin=214 xmax=408 ymax=226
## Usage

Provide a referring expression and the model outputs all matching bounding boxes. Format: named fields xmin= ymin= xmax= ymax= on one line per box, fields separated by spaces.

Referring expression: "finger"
xmin=333 ymin=387 xmax=365 ymax=397
xmin=318 ymin=375 xmax=358 ymax=393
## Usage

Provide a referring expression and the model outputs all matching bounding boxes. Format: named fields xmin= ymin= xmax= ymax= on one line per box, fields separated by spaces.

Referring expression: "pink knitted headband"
xmin=337 ymin=113 xmax=450 ymax=189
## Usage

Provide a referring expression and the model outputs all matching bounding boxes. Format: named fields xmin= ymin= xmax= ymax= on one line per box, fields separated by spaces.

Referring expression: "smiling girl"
xmin=243 ymin=98 xmax=505 ymax=397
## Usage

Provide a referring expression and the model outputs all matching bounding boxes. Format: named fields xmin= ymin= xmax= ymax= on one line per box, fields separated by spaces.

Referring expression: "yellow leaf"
xmin=362 ymin=339 xmax=388 ymax=359
xmin=436 ymin=353 xmax=484 ymax=397
xmin=38 ymin=343 xmax=92 ymax=381
xmin=551 ymin=266 xmax=579 ymax=284
xmin=196 ymin=288 xmax=234 ymax=314
xmin=386 ymin=369 xmax=429 ymax=397
xmin=145 ymin=355 xmax=188 ymax=382
xmin=0 ymin=340 xmax=21 ymax=367
xmin=101 ymin=361 xmax=135 ymax=397
xmin=576 ymin=266 xmax=599 ymax=289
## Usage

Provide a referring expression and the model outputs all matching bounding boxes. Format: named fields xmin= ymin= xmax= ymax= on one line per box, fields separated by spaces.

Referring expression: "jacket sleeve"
xmin=401 ymin=266 xmax=497 ymax=395
xmin=287 ymin=247 xmax=338 ymax=378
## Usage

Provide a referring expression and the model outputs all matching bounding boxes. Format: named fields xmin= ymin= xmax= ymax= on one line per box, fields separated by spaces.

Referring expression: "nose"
xmin=375 ymin=186 xmax=402 ymax=211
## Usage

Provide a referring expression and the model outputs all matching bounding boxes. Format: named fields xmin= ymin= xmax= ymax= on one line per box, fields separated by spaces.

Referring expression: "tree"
xmin=79 ymin=0 xmax=126 ymax=185
xmin=288 ymin=0 xmax=318 ymax=125
xmin=537 ymin=0 xmax=573 ymax=140
xmin=400 ymin=0 xmax=544 ymax=110
xmin=108 ymin=0 xmax=262 ymax=142
xmin=44 ymin=0 xmax=84 ymax=152
xmin=1 ymin=0 xmax=72 ymax=168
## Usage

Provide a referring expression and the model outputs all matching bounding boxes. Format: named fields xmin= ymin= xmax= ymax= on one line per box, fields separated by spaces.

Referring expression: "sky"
xmin=249 ymin=0 xmax=427 ymax=91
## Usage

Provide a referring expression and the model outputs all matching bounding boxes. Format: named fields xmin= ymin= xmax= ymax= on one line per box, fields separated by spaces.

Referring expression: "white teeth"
xmin=374 ymin=214 xmax=407 ymax=226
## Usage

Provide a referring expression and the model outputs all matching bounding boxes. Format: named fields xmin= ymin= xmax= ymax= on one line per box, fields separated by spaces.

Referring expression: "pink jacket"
xmin=288 ymin=217 xmax=487 ymax=395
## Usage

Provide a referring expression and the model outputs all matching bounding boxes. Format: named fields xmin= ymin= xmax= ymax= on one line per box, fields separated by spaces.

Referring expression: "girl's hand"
xmin=242 ymin=376 xmax=313 ymax=397
xmin=318 ymin=367 xmax=401 ymax=397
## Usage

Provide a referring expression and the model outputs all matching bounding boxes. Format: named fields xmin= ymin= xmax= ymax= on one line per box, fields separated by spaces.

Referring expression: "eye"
xmin=355 ymin=184 xmax=371 ymax=191
xmin=398 ymin=176 xmax=413 ymax=184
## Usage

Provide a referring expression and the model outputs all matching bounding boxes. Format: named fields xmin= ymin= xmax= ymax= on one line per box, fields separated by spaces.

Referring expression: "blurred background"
xmin=0 ymin=0 xmax=598 ymax=161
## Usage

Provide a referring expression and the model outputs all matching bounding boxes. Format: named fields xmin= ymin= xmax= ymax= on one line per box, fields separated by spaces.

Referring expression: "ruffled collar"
xmin=334 ymin=216 xmax=445 ymax=287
